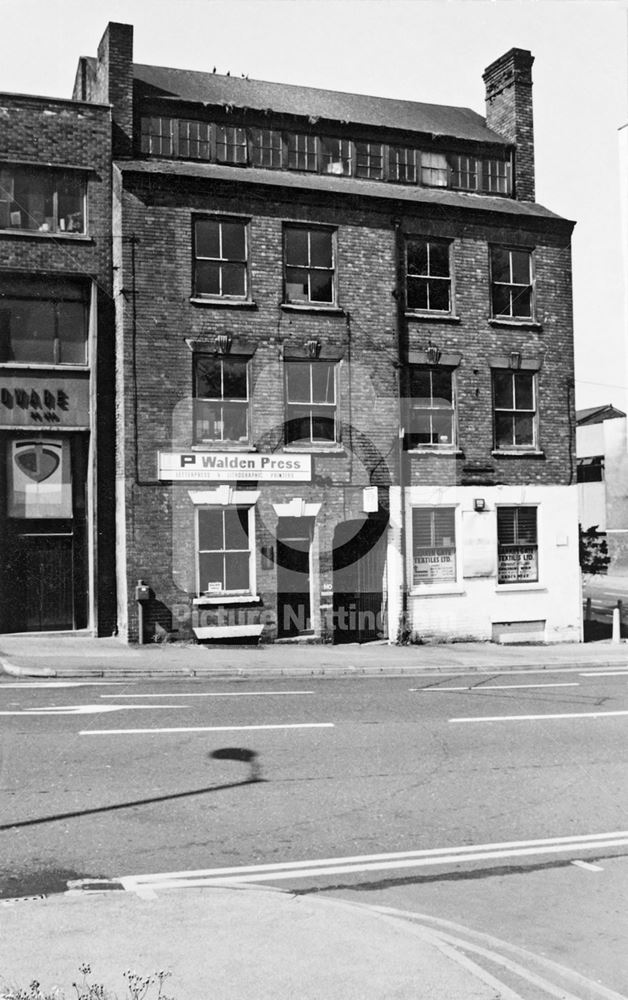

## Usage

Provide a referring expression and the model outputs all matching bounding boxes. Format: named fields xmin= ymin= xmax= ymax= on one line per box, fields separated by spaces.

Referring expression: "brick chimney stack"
xmin=94 ymin=22 xmax=134 ymax=158
xmin=483 ymin=48 xmax=535 ymax=202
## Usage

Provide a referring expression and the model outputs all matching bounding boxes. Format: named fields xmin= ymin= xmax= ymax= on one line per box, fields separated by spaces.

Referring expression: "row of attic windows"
xmin=140 ymin=118 xmax=513 ymax=195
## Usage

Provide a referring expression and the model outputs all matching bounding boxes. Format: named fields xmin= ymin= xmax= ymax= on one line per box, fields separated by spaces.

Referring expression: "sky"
xmin=1 ymin=0 xmax=627 ymax=412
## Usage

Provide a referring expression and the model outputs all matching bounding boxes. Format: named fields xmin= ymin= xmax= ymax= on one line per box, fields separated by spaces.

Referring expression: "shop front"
xmin=0 ymin=372 xmax=91 ymax=633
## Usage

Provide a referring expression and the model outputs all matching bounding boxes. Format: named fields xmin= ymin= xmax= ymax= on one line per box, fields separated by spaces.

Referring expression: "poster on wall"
xmin=8 ymin=439 xmax=72 ymax=518
xmin=497 ymin=546 xmax=538 ymax=584
xmin=413 ymin=547 xmax=456 ymax=584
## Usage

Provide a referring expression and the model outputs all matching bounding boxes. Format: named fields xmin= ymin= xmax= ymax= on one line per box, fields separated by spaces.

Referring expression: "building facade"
xmin=577 ymin=404 xmax=628 ymax=573
xmin=0 ymin=89 xmax=116 ymax=634
xmin=0 ymin=22 xmax=581 ymax=644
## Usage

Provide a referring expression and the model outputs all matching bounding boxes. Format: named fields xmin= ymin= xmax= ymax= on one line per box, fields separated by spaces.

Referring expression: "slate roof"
xmin=119 ymin=158 xmax=570 ymax=224
xmin=132 ymin=63 xmax=509 ymax=146
xmin=576 ymin=404 xmax=626 ymax=426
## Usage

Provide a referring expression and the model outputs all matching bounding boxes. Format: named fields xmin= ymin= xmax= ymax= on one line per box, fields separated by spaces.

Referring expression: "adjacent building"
xmin=577 ymin=404 xmax=628 ymax=572
xmin=0 ymin=22 xmax=582 ymax=644
xmin=0 ymin=87 xmax=116 ymax=634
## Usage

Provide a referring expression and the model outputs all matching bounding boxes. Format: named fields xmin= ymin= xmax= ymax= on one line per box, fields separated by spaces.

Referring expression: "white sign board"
xmin=158 ymin=451 xmax=312 ymax=482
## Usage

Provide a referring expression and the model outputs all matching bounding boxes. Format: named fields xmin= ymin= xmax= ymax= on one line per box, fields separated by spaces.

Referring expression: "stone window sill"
xmin=492 ymin=450 xmax=545 ymax=459
xmin=282 ymin=444 xmax=345 ymax=455
xmin=488 ymin=318 xmax=543 ymax=331
xmin=406 ymin=448 xmax=463 ymax=457
xmin=495 ymin=583 xmax=547 ymax=593
xmin=405 ymin=312 xmax=461 ymax=324
xmin=190 ymin=444 xmax=257 ymax=452
xmin=190 ymin=298 xmax=257 ymax=309
xmin=280 ymin=303 xmax=345 ymax=316
xmin=0 ymin=230 xmax=92 ymax=243
xmin=193 ymin=595 xmax=261 ymax=606
xmin=410 ymin=585 xmax=465 ymax=597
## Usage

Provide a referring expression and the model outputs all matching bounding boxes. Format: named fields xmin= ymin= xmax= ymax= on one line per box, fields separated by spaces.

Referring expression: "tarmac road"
xmin=1 ymin=668 xmax=628 ymax=995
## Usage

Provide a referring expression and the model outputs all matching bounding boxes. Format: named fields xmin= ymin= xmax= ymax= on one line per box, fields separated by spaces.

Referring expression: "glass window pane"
xmin=286 ymin=363 xmax=311 ymax=402
xmin=311 ymin=363 xmax=335 ymax=404
xmin=311 ymin=408 xmax=335 ymax=441
xmin=224 ymin=508 xmax=249 ymax=550
xmin=511 ymin=250 xmax=531 ymax=285
xmin=196 ymin=359 xmax=222 ymax=399
xmin=221 ymin=222 xmax=245 ymax=261
xmin=491 ymin=248 xmax=510 ymax=284
xmin=431 ymin=369 xmax=452 ymax=406
xmin=495 ymin=412 xmax=513 ymax=448
xmin=428 ymin=279 xmax=450 ymax=311
xmin=513 ymin=413 xmax=534 ymax=445
xmin=221 ymin=263 xmax=246 ymax=297
xmin=222 ymin=360 xmax=248 ymax=400
xmin=514 ymin=372 xmax=534 ymax=410
xmin=194 ymin=400 xmax=221 ymax=440
xmin=309 ymin=271 xmax=333 ymax=303
xmin=429 ymin=243 xmax=450 ymax=277
xmin=511 ymin=286 xmax=531 ymax=317
xmin=407 ymin=277 xmax=428 ymax=311
xmin=409 ymin=367 xmax=432 ymax=401
xmin=57 ymin=174 xmax=84 ymax=233
xmin=285 ymin=409 xmax=311 ymax=443
xmin=491 ymin=284 xmax=511 ymax=316
xmin=407 ymin=241 xmax=428 ymax=276
xmin=410 ymin=410 xmax=433 ymax=444
xmin=225 ymin=551 xmax=250 ymax=591
xmin=493 ymin=371 xmax=513 ymax=409
xmin=195 ymin=260 xmax=220 ymax=296
xmin=285 ymin=267 xmax=309 ymax=302
xmin=198 ymin=509 xmax=224 ymax=550
xmin=58 ymin=300 xmax=87 ymax=364
xmin=517 ymin=508 xmax=537 ymax=543
xmin=222 ymin=403 xmax=248 ymax=441
xmin=196 ymin=220 xmax=220 ymax=259
xmin=432 ymin=411 xmax=453 ymax=444
xmin=309 ymin=230 xmax=332 ymax=268
xmin=285 ymin=228 xmax=308 ymax=266
xmin=10 ymin=300 xmax=55 ymax=363
xmin=199 ymin=552 xmax=224 ymax=591
xmin=497 ymin=508 xmax=516 ymax=545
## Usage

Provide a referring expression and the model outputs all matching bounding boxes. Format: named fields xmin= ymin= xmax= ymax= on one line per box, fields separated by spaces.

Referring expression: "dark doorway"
xmin=333 ymin=516 xmax=388 ymax=644
xmin=276 ymin=517 xmax=313 ymax=638
xmin=0 ymin=434 xmax=88 ymax=632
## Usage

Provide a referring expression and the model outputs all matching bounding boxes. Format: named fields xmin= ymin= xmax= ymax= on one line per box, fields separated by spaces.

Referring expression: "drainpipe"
xmin=393 ymin=216 xmax=408 ymax=641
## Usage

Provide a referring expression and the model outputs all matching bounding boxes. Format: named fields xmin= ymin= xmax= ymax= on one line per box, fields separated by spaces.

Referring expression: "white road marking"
xmin=100 ymin=690 xmax=315 ymax=698
xmin=413 ymin=683 xmax=579 ymax=691
xmin=0 ymin=682 xmax=123 ymax=689
xmin=571 ymin=859 xmax=604 ymax=872
xmin=580 ymin=671 xmax=628 ymax=677
xmin=81 ymin=722 xmax=335 ymax=735
xmin=450 ymin=709 xmax=628 ymax=723
xmin=0 ymin=704 xmax=186 ymax=716
xmin=118 ymin=829 xmax=628 ymax=889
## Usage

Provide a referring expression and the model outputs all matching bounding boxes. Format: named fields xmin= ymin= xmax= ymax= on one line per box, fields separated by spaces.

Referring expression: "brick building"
xmin=0 ymin=88 xmax=116 ymax=634
xmin=1 ymin=22 xmax=580 ymax=644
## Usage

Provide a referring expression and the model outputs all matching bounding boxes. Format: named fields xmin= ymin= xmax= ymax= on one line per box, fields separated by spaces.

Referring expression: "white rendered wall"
xmin=405 ymin=484 xmax=581 ymax=644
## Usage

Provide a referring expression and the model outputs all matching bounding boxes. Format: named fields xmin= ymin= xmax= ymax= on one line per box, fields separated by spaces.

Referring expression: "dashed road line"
xmin=449 ymin=709 xmax=628 ymax=723
xmin=80 ymin=722 xmax=335 ymax=735
xmin=100 ymin=690 xmax=315 ymax=698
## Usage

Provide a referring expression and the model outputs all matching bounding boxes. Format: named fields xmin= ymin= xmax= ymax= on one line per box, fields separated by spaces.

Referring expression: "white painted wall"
xmin=404 ymin=484 xmax=581 ymax=644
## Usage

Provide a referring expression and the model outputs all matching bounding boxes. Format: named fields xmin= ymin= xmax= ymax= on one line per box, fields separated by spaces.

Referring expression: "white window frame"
xmin=496 ymin=505 xmax=539 ymax=586
xmin=490 ymin=246 xmax=534 ymax=320
xmin=193 ymin=215 xmax=249 ymax=300
xmin=410 ymin=504 xmax=462 ymax=594
xmin=195 ymin=502 xmax=257 ymax=598
xmin=492 ymin=369 xmax=538 ymax=450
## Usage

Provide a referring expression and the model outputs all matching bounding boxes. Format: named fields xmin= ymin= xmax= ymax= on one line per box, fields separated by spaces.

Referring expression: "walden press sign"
xmin=158 ymin=451 xmax=312 ymax=482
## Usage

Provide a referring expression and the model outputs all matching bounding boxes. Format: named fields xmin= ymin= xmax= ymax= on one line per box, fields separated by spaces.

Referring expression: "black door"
xmin=20 ymin=533 xmax=74 ymax=630
xmin=333 ymin=516 xmax=388 ymax=643
xmin=276 ymin=517 xmax=312 ymax=638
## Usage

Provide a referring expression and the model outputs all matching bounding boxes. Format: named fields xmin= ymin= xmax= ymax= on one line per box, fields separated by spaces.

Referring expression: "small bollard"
xmin=612 ymin=606 xmax=621 ymax=643
xmin=585 ymin=597 xmax=592 ymax=621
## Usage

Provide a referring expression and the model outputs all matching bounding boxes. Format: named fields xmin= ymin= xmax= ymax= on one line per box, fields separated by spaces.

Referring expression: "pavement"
xmin=1 ymin=630 xmax=628 ymax=679
xmin=2 ymin=631 xmax=628 ymax=1000
xmin=1 ymin=882 xmax=618 ymax=1000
